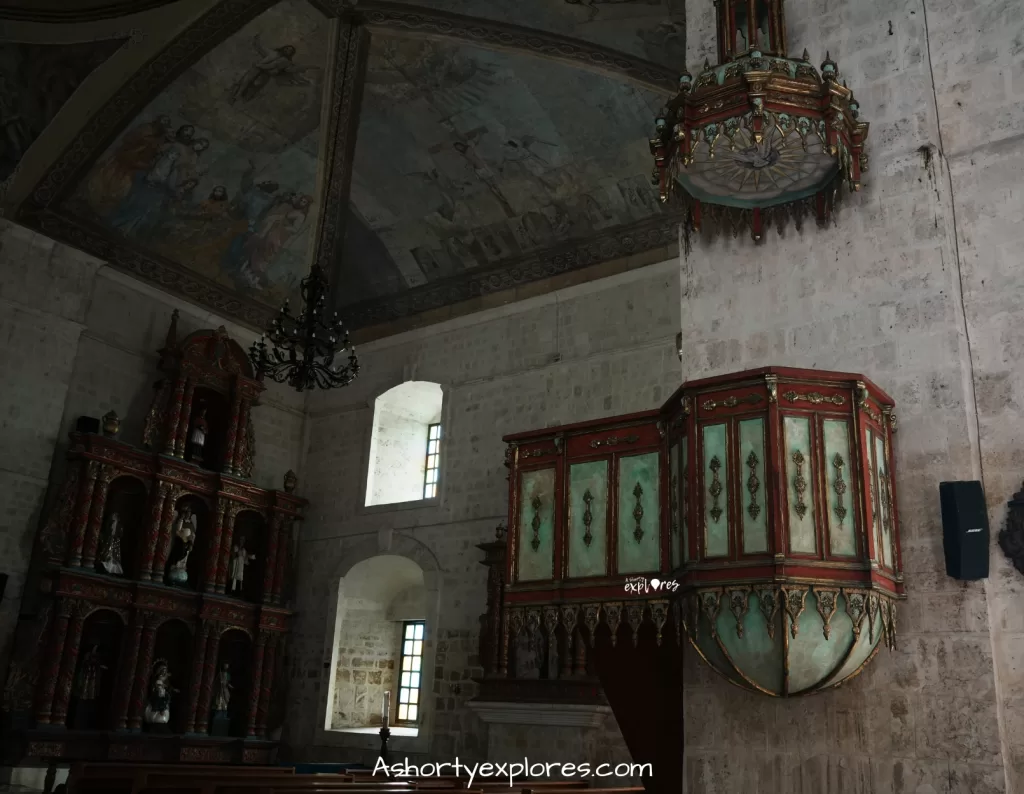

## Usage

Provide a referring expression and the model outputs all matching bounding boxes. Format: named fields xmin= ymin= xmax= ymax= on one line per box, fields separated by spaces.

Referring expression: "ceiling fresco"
xmin=334 ymin=36 xmax=669 ymax=324
xmin=0 ymin=38 xmax=124 ymax=182
xmin=0 ymin=1 xmax=177 ymax=21
xmin=7 ymin=0 xmax=681 ymax=333
xmin=62 ymin=0 xmax=329 ymax=311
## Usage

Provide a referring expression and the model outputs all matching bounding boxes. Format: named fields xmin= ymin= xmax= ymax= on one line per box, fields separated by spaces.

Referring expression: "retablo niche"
xmin=649 ymin=0 xmax=869 ymax=242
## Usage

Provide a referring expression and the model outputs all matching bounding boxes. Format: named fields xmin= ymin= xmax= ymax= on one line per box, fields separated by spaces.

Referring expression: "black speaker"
xmin=76 ymin=415 xmax=100 ymax=434
xmin=940 ymin=481 xmax=989 ymax=580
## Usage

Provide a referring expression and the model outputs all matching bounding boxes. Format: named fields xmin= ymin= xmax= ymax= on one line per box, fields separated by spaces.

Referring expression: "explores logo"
xmin=623 ymin=575 xmax=679 ymax=595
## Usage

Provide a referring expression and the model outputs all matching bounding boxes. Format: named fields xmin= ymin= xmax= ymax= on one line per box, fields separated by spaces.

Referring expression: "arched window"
xmin=365 ymin=382 xmax=444 ymax=507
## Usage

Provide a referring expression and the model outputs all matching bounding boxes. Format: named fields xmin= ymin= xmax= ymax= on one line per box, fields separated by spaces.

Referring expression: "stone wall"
xmin=677 ymin=0 xmax=1024 ymax=791
xmin=284 ymin=258 xmax=681 ymax=772
xmin=0 ymin=217 xmax=306 ymax=686
xmin=331 ymin=598 xmax=400 ymax=729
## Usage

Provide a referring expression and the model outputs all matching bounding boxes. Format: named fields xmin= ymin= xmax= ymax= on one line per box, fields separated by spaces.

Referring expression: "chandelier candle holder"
xmin=249 ymin=264 xmax=359 ymax=392
xmin=649 ymin=0 xmax=869 ymax=242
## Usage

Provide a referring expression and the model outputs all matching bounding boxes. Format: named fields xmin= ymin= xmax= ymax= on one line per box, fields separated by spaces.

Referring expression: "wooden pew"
xmin=68 ymin=763 xmax=296 ymax=794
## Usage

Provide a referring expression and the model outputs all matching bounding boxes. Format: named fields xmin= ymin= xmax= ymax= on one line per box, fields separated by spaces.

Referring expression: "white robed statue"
xmin=229 ymin=539 xmax=255 ymax=594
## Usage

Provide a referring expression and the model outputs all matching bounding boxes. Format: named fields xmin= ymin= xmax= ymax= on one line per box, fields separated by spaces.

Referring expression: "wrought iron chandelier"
xmin=248 ymin=264 xmax=359 ymax=392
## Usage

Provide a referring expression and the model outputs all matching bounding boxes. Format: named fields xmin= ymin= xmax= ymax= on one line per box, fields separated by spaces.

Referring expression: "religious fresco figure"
xmin=84 ymin=116 xmax=173 ymax=215
xmin=241 ymin=192 xmax=311 ymax=287
xmin=229 ymin=34 xmax=314 ymax=104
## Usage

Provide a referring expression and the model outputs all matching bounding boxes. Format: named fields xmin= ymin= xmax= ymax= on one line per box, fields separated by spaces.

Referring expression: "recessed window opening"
xmin=396 ymin=621 xmax=425 ymax=724
xmin=365 ymin=382 xmax=443 ymax=506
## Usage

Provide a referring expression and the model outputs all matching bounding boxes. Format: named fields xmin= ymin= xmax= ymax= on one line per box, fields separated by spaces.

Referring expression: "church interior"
xmin=0 ymin=0 xmax=1021 ymax=792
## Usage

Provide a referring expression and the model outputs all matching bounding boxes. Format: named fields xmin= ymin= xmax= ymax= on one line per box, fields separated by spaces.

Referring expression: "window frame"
xmin=395 ymin=620 xmax=425 ymax=725
xmin=422 ymin=423 xmax=442 ymax=500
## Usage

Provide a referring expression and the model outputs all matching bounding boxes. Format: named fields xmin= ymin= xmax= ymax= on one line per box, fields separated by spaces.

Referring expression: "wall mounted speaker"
xmin=76 ymin=416 xmax=100 ymax=434
xmin=940 ymin=481 xmax=989 ymax=580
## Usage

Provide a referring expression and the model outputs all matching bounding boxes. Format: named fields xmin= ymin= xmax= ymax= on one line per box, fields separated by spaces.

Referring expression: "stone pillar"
xmin=126 ymin=616 xmax=159 ymax=731
xmin=245 ymin=632 xmax=268 ymax=736
xmin=150 ymin=486 xmax=181 ymax=581
xmin=139 ymin=482 xmax=171 ymax=581
xmin=164 ymin=376 xmax=188 ymax=456
xmin=35 ymin=600 xmax=73 ymax=725
xmin=271 ymin=520 xmax=291 ymax=605
xmin=223 ymin=386 xmax=243 ymax=475
xmin=203 ymin=501 xmax=227 ymax=593
xmin=111 ymin=614 xmax=144 ymax=730
xmin=184 ymin=623 xmax=211 ymax=734
xmin=215 ymin=505 xmax=240 ymax=594
xmin=254 ymin=634 xmax=278 ymax=737
xmin=67 ymin=461 xmax=100 ymax=567
xmin=50 ymin=602 xmax=87 ymax=727
xmin=194 ymin=627 xmax=222 ymax=734
xmin=174 ymin=380 xmax=196 ymax=458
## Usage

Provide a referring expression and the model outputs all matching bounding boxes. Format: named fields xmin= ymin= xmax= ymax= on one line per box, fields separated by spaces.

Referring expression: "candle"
xmin=382 ymin=691 xmax=390 ymax=728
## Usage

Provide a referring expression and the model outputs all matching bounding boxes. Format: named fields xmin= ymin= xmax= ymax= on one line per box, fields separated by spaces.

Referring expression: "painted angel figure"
xmin=229 ymin=34 xmax=316 ymax=104
xmin=229 ymin=540 xmax=256 ymax=594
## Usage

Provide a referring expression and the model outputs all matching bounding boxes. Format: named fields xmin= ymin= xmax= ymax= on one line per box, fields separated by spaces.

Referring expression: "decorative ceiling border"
xmin=339 ymin=211 xmax=685 ymax=329
xmin=340 ymin=0 xmax=678 ymax=94
xmin=14 ymin=0 xmax=363 ymax=331
xmin=0 ymin=1 xmax=178 ymax=22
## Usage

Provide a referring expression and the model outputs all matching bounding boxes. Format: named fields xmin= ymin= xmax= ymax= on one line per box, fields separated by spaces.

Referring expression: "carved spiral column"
xmin=194 ymin=626 xmax=222 ymax=734
xmin=215 ymin=503 xmax=241 ymax=594
xmin=163 ymin=375 xmax=188 ymax=456
xmin=174 ymin=379 xmax=196 ymax=457
xmin=50 ymin=601 xmax=88 ymax=726
xmin=254 ymin=633 xmax=278 ymax=737
xmin=139 ymin=482 xmax=171 ymax=581
xmin=127 ymin=615 xmax=159 ymax=731
xmin=271 ymin=520 xmax=291 ymax=605
xmin=229 ymin=399 xmax=251 ymax=475
xmin=150 ymin=485 xmax=181 ymax=581
xmin=81 ymin=466 xmax=114 ymax=569
xmin=184 ymin=622 xmax=212 ymax=734
xmin=223 ymin=385 xmax=244 ymax=476
xmin=111 ymin=614 xmax=145 ymax=730
xmin=262 ymin=513 xmax=283 ymax=605
xmin=67 ymin=461 xmax=100 ymax=567
xmin=246 ymin=631 xmax=268 ymax=736
xmin=35 ymin=599 xmax=73 ymax=725
xmin=203 ymin=501 xmax=227 ymax=593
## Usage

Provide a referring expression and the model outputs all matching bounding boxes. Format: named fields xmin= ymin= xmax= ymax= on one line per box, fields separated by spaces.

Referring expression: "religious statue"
xmin=229 ymin=539 xmax=255 ymax=594
xmin=143 ymin=659 xmax=177 ymax=726
xmin=73 ymin=645 xmax=106 ymax=701
xmin=189 ymin=406 xmax=208 ymax=463
xmin=213 ymin=663 xmax=232 ymax=713
xmin=165 ymin=505 xmax=197 ymax=586
xmin=97 ymin=513 xmax=123 ymax=575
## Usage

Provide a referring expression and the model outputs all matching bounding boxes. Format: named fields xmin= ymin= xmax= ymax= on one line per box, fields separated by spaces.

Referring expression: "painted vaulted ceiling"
xmin=0 ymin=0 xmax=683 ymax=338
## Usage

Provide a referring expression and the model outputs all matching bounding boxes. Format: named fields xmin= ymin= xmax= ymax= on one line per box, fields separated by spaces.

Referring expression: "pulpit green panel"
xmin=568 ymin=460 xmax=609 ymax=578
xmin=739 ymin=418 xmax=768 ymax=554
xmin=875 ymin=433 xmax=893 ymax=569
xmin=823 ymin=419 xmax=857 ymax=557
xmin=702 ymin=424 xmax=729 ymax=558
xmin=516 ymin=467 xmax=556 ymax=582
xmin=670 ymin=443 xmax=681 ymax=568
xmin=784 ymin=416 xmax=817 ymax=554
xmin=616 ymin=452 xmax=660 ymax=574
